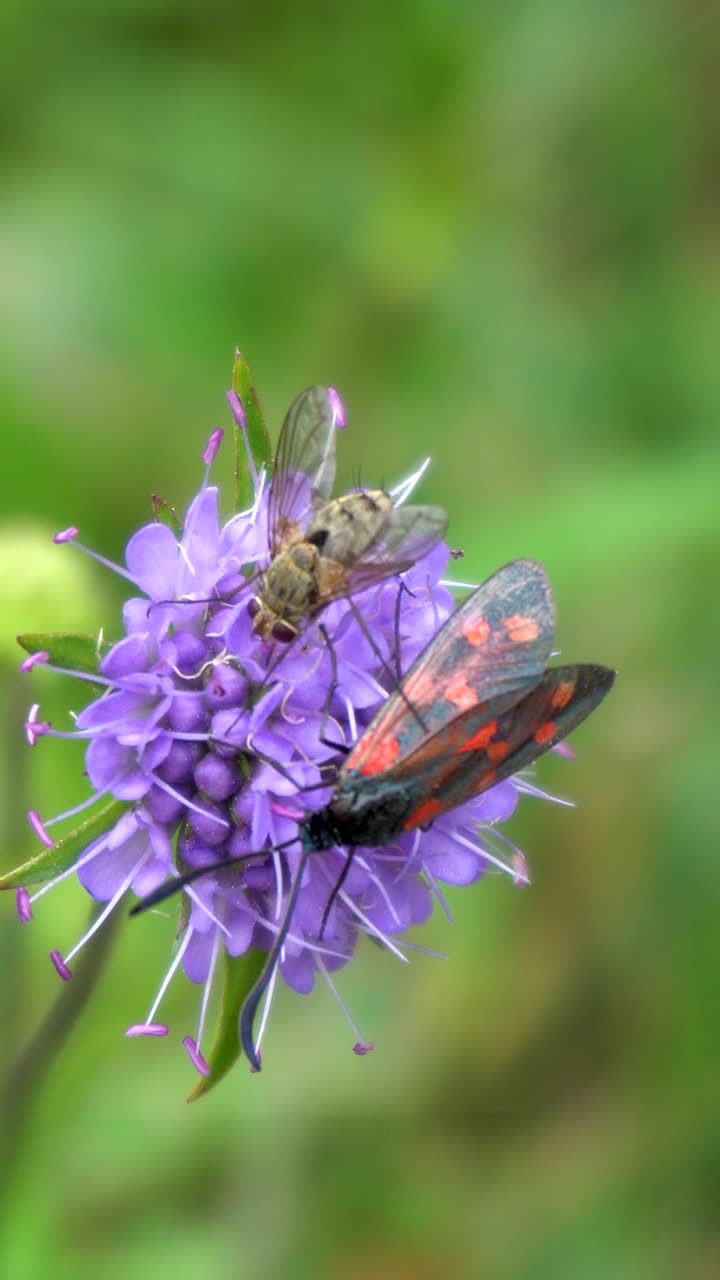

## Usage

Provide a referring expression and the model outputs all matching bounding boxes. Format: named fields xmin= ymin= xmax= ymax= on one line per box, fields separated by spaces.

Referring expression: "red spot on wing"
xmin=359 ymin=735 xmax=401 ymax=776
xmin=487 ymin=739 xmax=510 ymax=763
xmin=402 ymin=669 xmax=436 ymax=705
xmin=444 ymin=675 xmax=476 ymax=711
xmin=551 ymin=680 xmax=575 ymax=710
xmin=534 ymin=720 xmax=557 ymax=745
xmin=457 ymin=719 xmax=498 ymax=753
xmin=403 ymin=796 xmax=442 ymax=830
xmin=462 ymin=616 xmax=490 ymax=647
xmin=503 ymin=614 xmax=539 ymax=643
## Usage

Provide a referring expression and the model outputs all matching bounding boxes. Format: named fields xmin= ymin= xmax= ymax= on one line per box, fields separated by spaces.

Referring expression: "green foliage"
xmin=1 ymin=3 xmax=718 ymax=1276
xmin=186 ymin=949 xmax=267 ymax=1101
xmin=0 ymin=799 xmax=130 ymax=889
xmin=231 ymin=350 xmax=274 ymax=511
xmin=17 ymin=631 xmax=108 ymax=678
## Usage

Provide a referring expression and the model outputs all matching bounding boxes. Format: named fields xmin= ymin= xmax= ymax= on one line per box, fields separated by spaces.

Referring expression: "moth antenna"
xmin=128 ymin=838 xmax=298 ymax=916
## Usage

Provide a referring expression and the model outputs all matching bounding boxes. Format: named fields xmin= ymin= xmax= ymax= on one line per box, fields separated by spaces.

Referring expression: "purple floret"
xmin=17 ymin=402 xmax=547 ymax=1071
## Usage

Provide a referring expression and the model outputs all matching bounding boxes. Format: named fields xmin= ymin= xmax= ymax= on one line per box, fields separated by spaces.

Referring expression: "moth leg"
xmin=319 ymin=848 xmax=358 ymax=940
xmin=392 ymin=578 xmax=413 ymax=681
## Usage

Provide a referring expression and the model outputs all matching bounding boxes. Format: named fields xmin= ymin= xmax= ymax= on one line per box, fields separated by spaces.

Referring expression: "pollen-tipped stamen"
xmin=16 ymin=887 xmax=32 ymax=922
xmin=62 ymin=854 xmax=149 ymax=968
xmin=27 ymin=810 xmax=53 ymax=847
xmin=129 ymin=926 xmax=194 ymax=1037
xmin=315 ymin=957 xmax=371 ymax=1055
xmin=20 ymin=651 xmax=49 ymax=673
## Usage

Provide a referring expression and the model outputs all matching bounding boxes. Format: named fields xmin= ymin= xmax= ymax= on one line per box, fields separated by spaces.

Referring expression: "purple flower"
xmin=14 ymin=387 xmax=570 ymax=1076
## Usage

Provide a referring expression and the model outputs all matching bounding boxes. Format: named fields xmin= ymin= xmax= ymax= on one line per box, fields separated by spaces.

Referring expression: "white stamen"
xmin=238 ymin=419 xmax=259 ymax=490
xmin=337 ymin=891 xmax=409 ymax=962
xmin=390 ymin=937 xmax=448 ymax=960
xmin=70 ymin=541 xmax=140 ymax=586
xmin=353 ymin=857 xmax=403 ymax=927
xmin=343 ymin=663 xmax=387 ymax=703
xmin=451 ymin=829 xmax=520 ymax=881
xmin=249 ymin=465 xmax=267 ymax=524
xmin=195 ymin=927 xmax=221 ymax=1052
xmin=421 ymin=864 xmax=454 ymax=922
xmin=44 ymin=775 xmax=127 ymax=827
xmin=243 ymin=904 xmax=351 ymax=963
xmin=29 ymin=837 xmax=110 ymax=903
xmin=390 ymin=456 xmax=431 ymax=506
xmin=64 ymin=853 xmax=148 ymax=963
xmin=148 ymin=775 xmax=230 ymax=829
xmin=145 ymin=927 xmax=193 ymax=1023
xmin=178 ymin=541 xmax=196 ymax=578
xmin=439 ymin=579 xmax=480 ymax=591
xmin=513 ymin=779 xmax=575 ymax=808
xmin=342 ymin=693 xmax=358 ymax=743
xmin=185 ymin=886 xmax=232 ymax=938
xmin=316 ymin=957 xmax=365 ymax=1043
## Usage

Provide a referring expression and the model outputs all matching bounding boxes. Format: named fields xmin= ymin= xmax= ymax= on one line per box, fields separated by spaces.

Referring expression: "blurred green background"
xmin=1 ymin=2 xmax=719 ymax=1277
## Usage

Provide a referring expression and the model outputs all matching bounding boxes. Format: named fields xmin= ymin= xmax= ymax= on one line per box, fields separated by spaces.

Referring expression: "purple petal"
xmin=85 ymin=737 xmax=151 ymax=799
xmin=126 ymin=523 xmax=181 ymax=600
xmin=101 ymin=634 xmax=151 ymax=679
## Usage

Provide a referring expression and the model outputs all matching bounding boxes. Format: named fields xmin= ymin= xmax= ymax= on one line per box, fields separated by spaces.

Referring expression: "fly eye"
xmin=247 ymin=598 xmax=261 ymax=619
xmin=271 ymin=621 xmax=297 ymax=644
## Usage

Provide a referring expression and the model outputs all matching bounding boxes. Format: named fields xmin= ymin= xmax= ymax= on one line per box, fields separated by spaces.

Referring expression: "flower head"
xmin=12 ymin=381 xmax=567 ymax=1080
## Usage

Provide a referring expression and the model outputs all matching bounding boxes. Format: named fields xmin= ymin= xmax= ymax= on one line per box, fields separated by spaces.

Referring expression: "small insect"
xmin=249 ymin=386 xmax=448 ymax=641
xmin=133 ymin=559 xmax=614 ymax=1069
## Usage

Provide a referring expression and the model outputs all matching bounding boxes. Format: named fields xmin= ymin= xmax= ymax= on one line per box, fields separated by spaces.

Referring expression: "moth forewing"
xmin=398 ymin=662 xmax=616 ymax=831
xmin=344 ymin=559 xmax=555 ymax=775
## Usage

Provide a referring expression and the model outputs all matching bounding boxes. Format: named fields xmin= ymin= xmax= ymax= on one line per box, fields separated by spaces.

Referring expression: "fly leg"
xmin=346 ymin=596 xmax=428 ymax=734
xmin=317 ymin=624 xmax=350 ymax=754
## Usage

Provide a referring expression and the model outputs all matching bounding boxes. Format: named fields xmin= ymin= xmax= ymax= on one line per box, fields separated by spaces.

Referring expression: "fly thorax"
xmin=258 ymin=542 xmax=321 ymax=622
xmin=306 ymin=490 xmax=392 ymax=565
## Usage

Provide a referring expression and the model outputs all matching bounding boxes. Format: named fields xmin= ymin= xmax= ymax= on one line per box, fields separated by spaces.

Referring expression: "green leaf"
xmin=230 ymin=350 xmax=273 ymax=512
xmin=186 ymin=946 xmax=266 ymax=1101
xmin=151 ymin=494 xmax=182 ymax=536
xmin=18 ymin=631 xmax=108 ymax=677
xmin=0 ymin=798 xmax=130 ymax=890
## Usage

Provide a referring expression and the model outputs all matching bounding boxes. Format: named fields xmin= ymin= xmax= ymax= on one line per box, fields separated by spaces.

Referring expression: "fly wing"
xmin=398 ymin=663 xmax=615 ymax=831
xmin=269 ymin=386 xmax=339 ymax=555
xmin=341 ymin=503 xmax=449 ymax=593
xmin=345 ymin=559 xmax=555 ymax=776
xmin=306 ymin=502 xmax=449 ymax=606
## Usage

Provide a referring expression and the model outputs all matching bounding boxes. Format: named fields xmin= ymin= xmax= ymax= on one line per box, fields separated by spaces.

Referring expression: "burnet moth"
xmin=132 ymin=558 xmax=614 ymax=1069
